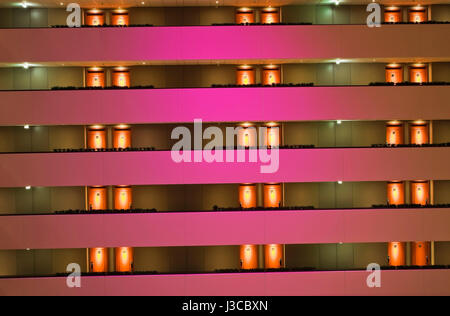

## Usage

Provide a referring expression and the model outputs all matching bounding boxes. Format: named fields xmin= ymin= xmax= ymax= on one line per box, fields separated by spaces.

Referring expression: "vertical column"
xmin=88 ymin=186 xmax=108 ymax=211
xmin=111 ymin=9 xmax=129 ymax=26
xmin=236 ymin=66 xmax=255 ymax=86
xmin=410 ymin=121 xmax=429 ymax=145
xmin=89 ymin=248 xmax=109 ymax=273
xmin=237 ymin=123 xmax=257 ymax=148
xmin=386 ymin=121 xmax=406 ymax=266
xmin=266 ymin=122 xmax=281 ymax=148
xmin=262 ymin=65 xmax=281 ymax=86
xmin=263 ymin=122 xmax=284 ymax=268
xmin=87 ymin=126 xmax=107 ymax=150
xmin=112 ymin=125 xmax=134 ymax=272
xmin=86 ymin=125 xmax=109 ymax=272
xmin=87 ymin=186 xmax=108 ymax=272
xmin=113 ymin=125 xmax=132 ymax=149
xmin=410 ymin=121 xmax=431 ymax=266
xmin=113 ymin=186 xmax=134 ymax=272
xmin=235 ymin=8 xmax=255 ymax=24
xmin=384 ymin=6 xmax=402 ymax=23
xmin=385 ymin=64 xmax=403 ymax=84
xmin=238 ymin=184 xmax=258 ymax=270
xmin=86 ymin=67 xmax=105 ymax=88
xmin=85 ymin=9 xmax=105 ymax=26
xmin=261 ymin=7 xmax=280 ymax=24
xmin=386 ymin=121 xmax=404 ymax=146
xmin=263 ymin=183 xmax=282 ymax=209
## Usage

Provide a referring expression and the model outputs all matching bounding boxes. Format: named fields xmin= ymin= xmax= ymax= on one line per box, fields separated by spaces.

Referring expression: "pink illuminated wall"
xmin=0 ymin=25 xmax=448 ymax=63
xmin=0 ymin=86 xmax=449 ymax=126
xmin=0 ymin=148 xmax=448 ymax=188
xmin=0 ymin=208 xmax=449 ymax=250
xmin=0 ymin=269 xmax=449 ymax=296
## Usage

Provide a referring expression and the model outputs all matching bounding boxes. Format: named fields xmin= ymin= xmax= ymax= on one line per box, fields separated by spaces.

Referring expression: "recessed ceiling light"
xmin=24 ymin=124 xmax=30 ymax=129
xmin=338 ymin=181 xmax=343 ymax=184
xmin=25 ymin=186 xmax=31 ymax=190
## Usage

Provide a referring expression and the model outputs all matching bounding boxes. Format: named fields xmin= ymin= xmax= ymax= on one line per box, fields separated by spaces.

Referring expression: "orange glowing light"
xmin=88 ymin=186 xmax=107 ymax=210
xmin=86 ymin=68 xmax=105 ymax=88
xmin=385 ymin=65 xmax=403 ymax=84
xmin=114 ymin=186 xmax=132 ymax=210
xmin=113 ymin=128 xmax=131 ymax=149
xmin=386 ymin=123 xmax=404 ymax=145
xmin=239 ymin=184 xmax=257 ymax=208
xmin=409 ymin=65 xmax=428 ymax=83
xmin=87 ymin=128 xmax=106 ymax=149
xmin=111 ymin=10 xmax=129 ymax=26
xmin=264 ymin=244 xmax=283 ymax=269
xmin=266 ymin=126 xmax=280 ymax=147
xmin=86 ymin=11 xmax=105 ymax=26
xmin=261 ymin=7 xmax=280 ymax=24
xmin=240 ymin=244 xmax=258 ymax=269
xmin=112 ymin=68 xmax=130 ymax=87
xmin=384 ymin=7 xmax=402 ymax=23
xmin=411 ymin=181 xmax=429 ymax=205
xmin=262 ymin=66 xmax=281 ymax=85
xmin=238 ymin=126 xmax=256 ymax=147
xmin=411 ymin=241 xmax=430 ymax=266
xmin=236 ymin=67 xmax=255 ymax=85
xmin=244 ymin=132 xmax=249 ymax=146
xmin=410 ymin=123 xmax=429 ymax=145
xmin=236 ymin=8 xmax=255 ymax=24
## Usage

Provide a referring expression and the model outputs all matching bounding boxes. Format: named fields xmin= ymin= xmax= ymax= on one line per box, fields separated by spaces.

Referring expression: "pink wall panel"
xmin=1 ymin=208 xmax=449 ymax=250
xmin=0 ymin=25 xmax=448 ymax=63
xmin=0 ymin=148 xmax=449 ymax=188
xmin=0 ymin=270 xmax=449 ymax=296
xmin=0 ymin=84 xmax=449 ymax=127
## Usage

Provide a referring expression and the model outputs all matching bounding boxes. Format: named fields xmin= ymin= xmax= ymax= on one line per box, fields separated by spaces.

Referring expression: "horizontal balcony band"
xmin=1 ymin=269 xmax=449 ymax=296
xmin=0 ymin=86 xmax=449 ymax=126
xmin=0 ymin=208 xmax=449 ymax=250
xmin=0 ymin=148 xmax=448 ymax=187
xmin=0 ymin=25 xmax=449 ymax=63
